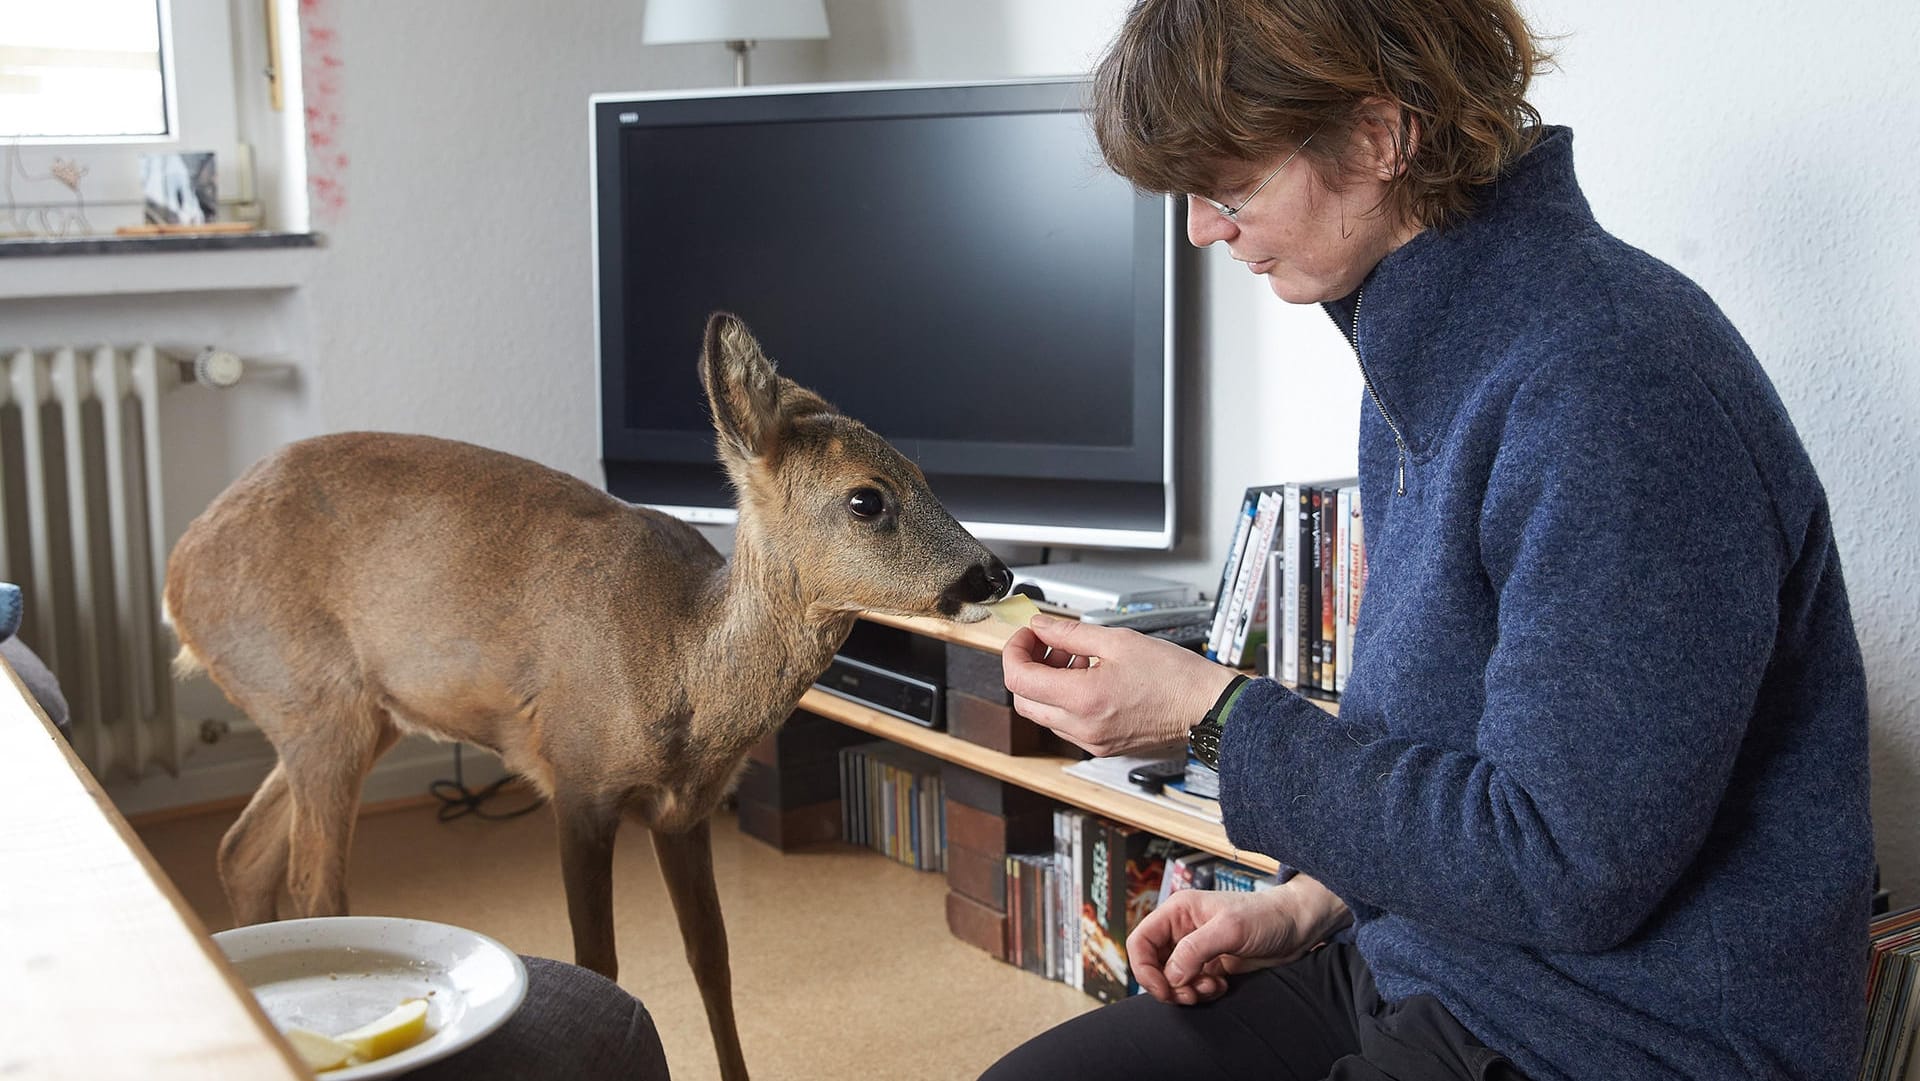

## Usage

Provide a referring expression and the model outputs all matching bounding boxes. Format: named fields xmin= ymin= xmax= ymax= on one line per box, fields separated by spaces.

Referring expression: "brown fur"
xmin=164 ymin=313 xmax=1009 ymax=1081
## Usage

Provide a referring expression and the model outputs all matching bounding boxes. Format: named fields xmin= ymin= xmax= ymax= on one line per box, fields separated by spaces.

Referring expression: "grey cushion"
xmin=1 ymin=583 xmax=70 ymax=738
xmin=1 ymin=636 xmax=69 ymax=737
xmin=401 ymin=956 xmax=671 ymax=1080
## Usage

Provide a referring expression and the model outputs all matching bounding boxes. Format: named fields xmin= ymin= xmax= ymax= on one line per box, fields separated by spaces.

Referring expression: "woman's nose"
xmin=1186 ymin=195 xmax=1237 ymax=248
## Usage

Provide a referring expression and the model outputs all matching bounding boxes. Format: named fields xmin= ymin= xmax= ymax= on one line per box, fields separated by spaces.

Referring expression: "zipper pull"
xmin=1396 ymin=449 xmax=1406 ymax=496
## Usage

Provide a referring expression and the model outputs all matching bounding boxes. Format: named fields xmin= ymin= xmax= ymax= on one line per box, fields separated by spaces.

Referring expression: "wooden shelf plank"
xmin=820 ymin=611 xmax=1341 ymax=877
xmin=800 ymin=687 xmax=1281 ymax=875
xmin=860 ymin=609 xmax=1020 ymax=653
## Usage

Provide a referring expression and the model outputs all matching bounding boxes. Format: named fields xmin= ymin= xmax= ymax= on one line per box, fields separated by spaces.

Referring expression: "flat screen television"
xmin=590 ymin=77 xmax=1178 ymax=549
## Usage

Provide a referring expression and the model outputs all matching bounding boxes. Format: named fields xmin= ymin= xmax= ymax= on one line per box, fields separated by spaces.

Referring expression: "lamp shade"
xmin=642 ymin=0 xmax=830 ymax=44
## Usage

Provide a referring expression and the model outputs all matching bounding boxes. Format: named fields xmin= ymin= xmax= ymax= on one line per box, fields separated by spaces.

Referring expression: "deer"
xmin=163 ymin=312 xmax=1012 ymax=1081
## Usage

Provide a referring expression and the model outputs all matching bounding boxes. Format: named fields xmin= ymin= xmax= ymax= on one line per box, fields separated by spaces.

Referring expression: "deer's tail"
xmin=161 ymin=596 xmax=206 ymax=679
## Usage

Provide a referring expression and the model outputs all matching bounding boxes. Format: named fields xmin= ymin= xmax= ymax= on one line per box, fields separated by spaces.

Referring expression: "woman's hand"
xmin=1127 ymin=875 xmax=1353 ymax=1006
xmin=1000 ymin=614 xmax=1241 ymax=758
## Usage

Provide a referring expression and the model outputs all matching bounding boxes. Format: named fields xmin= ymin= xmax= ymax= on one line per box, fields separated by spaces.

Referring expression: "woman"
xmin=990 ymin=1 xmax=1872 ymax=1079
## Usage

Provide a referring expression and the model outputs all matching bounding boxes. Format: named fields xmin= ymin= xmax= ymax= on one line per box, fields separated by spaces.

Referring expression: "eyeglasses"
xmin=1192 ymin=129 xmax=1319 ymax=222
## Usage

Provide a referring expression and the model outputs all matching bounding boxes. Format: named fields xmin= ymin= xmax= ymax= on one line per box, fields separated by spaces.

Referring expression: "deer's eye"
xmin=848 ymin=487 xmax=887 ymax=520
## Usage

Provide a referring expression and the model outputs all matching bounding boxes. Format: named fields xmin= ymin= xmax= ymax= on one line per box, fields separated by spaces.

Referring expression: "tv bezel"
xmin=589 ymin=77 xmax=1178 ymax=550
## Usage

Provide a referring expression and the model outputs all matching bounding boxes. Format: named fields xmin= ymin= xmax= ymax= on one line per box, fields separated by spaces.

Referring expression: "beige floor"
xmin=136 ymin=798 xmax=1093 ymax=1081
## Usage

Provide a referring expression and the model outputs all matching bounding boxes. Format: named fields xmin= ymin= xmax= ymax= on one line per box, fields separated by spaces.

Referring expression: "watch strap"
xmin=1188 ymin=674 xmax=1249 ymax=771
xmin=1202 ymin=673 xmax=1250 ymax=729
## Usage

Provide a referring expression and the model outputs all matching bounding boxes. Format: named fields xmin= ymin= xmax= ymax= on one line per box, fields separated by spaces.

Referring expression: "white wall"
xmin=297 ymin=3 xmax=825 ymax=480
xmin=9 ymin=0 xmax=1913 ymax=900
xmin=1515 ymin=0 xmax=1920 ymax=899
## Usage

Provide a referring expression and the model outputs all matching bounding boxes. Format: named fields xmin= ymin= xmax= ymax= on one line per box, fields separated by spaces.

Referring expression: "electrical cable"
xmin=430 ymin=744 xmax=544 ymax=823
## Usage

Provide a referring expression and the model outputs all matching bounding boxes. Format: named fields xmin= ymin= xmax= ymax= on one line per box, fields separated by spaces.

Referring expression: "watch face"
xmin=1189 ymin=721 xmax=1223 ymax=769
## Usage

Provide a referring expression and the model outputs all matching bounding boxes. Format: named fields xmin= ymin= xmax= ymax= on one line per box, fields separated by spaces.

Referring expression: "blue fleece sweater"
xmin=1218 ymin=127 xmax=1873 ymax=1081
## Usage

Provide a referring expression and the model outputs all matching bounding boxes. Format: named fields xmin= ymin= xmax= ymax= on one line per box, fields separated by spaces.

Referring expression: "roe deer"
xmin=164 ymin=312 xmax=1011 ymax=1081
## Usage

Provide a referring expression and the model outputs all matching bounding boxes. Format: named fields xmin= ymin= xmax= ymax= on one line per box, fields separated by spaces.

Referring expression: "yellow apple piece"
xmin=283 ymin=1027 xmax=356 ymax=1072
xmin=335 ymin=997 xmax=430 ymax=1063
xmin=989 ymin=593 xmax=1041 ymax=627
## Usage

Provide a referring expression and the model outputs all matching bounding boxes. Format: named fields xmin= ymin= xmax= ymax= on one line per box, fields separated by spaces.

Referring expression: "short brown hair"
xmin=1090 ymin=0 xmax=1553 ymax=229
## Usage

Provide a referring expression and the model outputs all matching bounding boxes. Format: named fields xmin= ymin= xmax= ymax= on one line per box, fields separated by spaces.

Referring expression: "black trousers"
xmin=980 ymin=943 xmax=1524 ymax=1081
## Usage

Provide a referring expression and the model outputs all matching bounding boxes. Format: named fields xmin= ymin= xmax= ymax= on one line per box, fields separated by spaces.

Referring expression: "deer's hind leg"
xmin=279 ymin=701 xmax=402 ymax=918
xmin=218 ymin=761 xmax=293 ymax=926
xmin=653 ymin=818 xmax=749 ymax=1081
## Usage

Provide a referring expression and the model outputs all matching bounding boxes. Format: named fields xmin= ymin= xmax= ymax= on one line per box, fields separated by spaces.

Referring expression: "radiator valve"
xmin=189 ymin=347 xmax=245 ymax=388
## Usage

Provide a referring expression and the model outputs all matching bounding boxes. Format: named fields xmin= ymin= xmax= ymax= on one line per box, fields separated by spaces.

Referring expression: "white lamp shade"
xmin=642 ymin=0 xmax=830 ymax=44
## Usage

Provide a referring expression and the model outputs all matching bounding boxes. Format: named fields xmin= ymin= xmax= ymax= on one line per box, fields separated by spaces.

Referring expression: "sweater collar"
xmin=1323 ymin=126 xmax=1595 ymax=455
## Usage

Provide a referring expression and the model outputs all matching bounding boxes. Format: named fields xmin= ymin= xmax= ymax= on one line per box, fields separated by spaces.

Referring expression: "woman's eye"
xmin=848 ymin=488 xmax=886 ymax=519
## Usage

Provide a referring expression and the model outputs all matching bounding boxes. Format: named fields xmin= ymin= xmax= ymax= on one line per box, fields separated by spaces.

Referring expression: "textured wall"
xmin=294 ymin=1 xmax=826 ymax=481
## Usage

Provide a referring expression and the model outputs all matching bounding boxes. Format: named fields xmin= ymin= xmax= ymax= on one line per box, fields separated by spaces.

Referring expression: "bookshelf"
xmin=806 ymin=609 xmax=1341 ymax=878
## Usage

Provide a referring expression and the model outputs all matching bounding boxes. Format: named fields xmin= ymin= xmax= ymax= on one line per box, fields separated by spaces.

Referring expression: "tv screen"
xmin=591 ymin=78 xmax=1177 ymax=548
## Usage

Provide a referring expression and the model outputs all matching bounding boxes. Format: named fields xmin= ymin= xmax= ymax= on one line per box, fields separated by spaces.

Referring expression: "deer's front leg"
xmin=653 ymin=817 xmax=749 ymax=1081
xmin=555 ymin=796 xmax=623 ymax=980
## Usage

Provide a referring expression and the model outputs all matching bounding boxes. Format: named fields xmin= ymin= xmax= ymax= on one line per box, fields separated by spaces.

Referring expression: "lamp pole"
xmin=639 ymin=0 xmax=825 ymax=88
xmin=726 ymin=39 xmax=754 ymax=87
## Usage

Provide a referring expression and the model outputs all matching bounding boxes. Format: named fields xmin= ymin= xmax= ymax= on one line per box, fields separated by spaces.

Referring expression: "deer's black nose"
xmin=941 ymin=557 xmax=1013 ymax=614
xmin=984 ymin=558 xmax=1012 ymax=602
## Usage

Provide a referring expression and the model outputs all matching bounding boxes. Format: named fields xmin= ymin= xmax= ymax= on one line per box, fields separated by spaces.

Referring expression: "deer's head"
xmin=700 ymin=312 xmax=1011 ymax=623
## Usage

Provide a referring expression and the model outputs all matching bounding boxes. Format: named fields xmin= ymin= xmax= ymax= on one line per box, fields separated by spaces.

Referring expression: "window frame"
xmin=4 ymin=0 xmax=246 ymax=228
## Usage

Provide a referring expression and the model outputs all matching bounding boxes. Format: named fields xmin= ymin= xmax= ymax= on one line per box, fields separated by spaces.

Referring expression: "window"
xmin=0 ymin=0 xmax=296 ymax=236
xmin=0 ymin=0 xmax=172 ymax=141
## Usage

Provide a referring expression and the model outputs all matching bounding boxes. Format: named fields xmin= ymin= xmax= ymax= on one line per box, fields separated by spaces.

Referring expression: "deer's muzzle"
xmin=939 ymin=557 xmax=1013 ymax=616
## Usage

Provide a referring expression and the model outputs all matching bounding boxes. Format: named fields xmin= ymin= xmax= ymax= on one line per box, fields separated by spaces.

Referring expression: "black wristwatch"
xmin=1187 ymin=674 xmax=1248 ymax=771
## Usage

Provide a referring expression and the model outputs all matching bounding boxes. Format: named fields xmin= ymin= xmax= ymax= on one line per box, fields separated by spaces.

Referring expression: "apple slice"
xmin=335 ymin=997 xmax=430 ymax=1063
xmin=282 ymin=1027 xmax=355 ymax=1072
xmin=989 ymin=593 xmax=1041 ymax=627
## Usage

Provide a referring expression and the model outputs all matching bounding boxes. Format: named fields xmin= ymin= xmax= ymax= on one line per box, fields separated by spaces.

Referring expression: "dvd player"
xmin=1007 ymin=563 xmax=1196 ymax=612
xmin=812 ymin=620 xmax=948 ymax=728
xmin=814 ymin=653 xmax=943 ymax=728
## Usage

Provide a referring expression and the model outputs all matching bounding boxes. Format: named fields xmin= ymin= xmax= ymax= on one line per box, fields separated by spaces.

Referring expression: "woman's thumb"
xmin=1028 ymin=612 xmax=1098 ymax=649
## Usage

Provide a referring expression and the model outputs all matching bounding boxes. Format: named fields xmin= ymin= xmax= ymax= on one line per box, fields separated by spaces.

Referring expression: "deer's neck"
xmin=695 ymin=526 xmax=856 ymax=755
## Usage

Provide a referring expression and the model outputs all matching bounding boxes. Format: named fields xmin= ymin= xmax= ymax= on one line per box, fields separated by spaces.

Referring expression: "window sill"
xmin=0 ymin=231 xmax=323 ymax=301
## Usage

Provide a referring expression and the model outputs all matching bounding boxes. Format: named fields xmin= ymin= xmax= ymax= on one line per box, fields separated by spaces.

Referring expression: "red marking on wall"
xmin=301 ymin=0 xmax=347 ymax=222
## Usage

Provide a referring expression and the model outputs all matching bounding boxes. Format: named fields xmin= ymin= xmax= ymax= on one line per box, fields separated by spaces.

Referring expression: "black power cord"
xmin=430 ymin=744 xmax=545 ymax=823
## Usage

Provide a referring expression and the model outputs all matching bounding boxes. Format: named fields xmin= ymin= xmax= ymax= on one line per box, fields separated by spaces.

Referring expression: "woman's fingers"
xmin=1009 ymin=694 xmax=1061 ymax=729
xmin=1125 ymin=904 xmax=1184 ymax=1001
xmin=1161 ymin=910 xmax=1247 ymax=988
xmin=1027 ymin=613 xmax=1118 ymax=657
xmin=1038 ymin=646 xmax=1082 ymax=670
xmin=1003 ymin=638 xmax=1098 ymax=713
xmin=1001 ymin=626 xmax=1047 ymax=666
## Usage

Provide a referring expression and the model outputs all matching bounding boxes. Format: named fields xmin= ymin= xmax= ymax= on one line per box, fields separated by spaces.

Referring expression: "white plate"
xmin=214 ymin=916 xmax=528 ymax=1080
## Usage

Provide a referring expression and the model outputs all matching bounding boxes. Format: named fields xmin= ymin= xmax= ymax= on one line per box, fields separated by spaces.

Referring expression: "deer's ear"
xmin=700 ymin=312 xmax=781 ymax=459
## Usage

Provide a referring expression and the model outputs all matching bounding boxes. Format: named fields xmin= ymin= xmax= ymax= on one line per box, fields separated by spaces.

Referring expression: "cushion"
xmin=0 ymin=584 xmax=71 ymax=737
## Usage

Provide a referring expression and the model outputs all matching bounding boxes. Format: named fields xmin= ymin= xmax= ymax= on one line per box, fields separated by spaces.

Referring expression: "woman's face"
xmin=1187 ymin=127 xmax=1423 ymax=304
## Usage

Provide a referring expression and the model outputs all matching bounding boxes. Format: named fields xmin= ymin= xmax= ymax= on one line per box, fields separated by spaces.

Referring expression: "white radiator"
xmin=0 ymin=345 xmax=243 ymax=780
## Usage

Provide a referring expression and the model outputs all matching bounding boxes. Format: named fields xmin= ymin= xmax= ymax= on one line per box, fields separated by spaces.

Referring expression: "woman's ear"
xmin=1352 ymin=98 xmax=1418 ymax=182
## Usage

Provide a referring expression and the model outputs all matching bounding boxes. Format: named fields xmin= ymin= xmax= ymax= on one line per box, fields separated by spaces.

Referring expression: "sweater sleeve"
xmin=1218 ymin=352 xmax=1784 ymax=953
